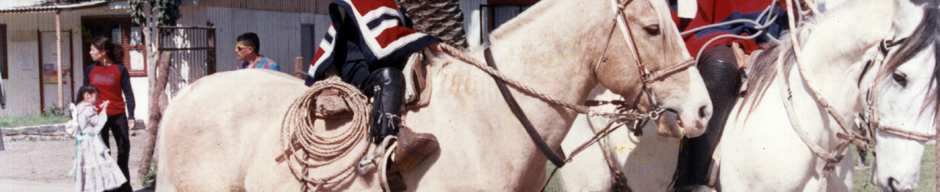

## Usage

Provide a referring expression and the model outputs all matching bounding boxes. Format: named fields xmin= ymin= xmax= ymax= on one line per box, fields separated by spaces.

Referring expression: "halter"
xmin=590 ymin=0 xmax=696 ymax=131
xmin=774 ymin=0 xmax=876 ymax=190
xmin=860 ymin=36 xmax=936 ymax=146
xmin=779 ymin=3 xmax=930 ymax=188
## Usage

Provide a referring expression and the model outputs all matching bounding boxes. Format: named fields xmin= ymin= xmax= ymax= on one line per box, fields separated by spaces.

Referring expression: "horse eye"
xmin=643 ymin=25 xmax=661 ymax=36
xmin=892 ymin=72 xmax=907 ymax=87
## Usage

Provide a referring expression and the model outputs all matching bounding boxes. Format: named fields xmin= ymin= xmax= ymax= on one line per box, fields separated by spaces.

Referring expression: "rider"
xmin=305 ymin=0 xmax=442 ymax=144
xmin=669 ymin=0 xmax=790 ymax=191
xmin=304 ymin=1 xmax=446 ymax=189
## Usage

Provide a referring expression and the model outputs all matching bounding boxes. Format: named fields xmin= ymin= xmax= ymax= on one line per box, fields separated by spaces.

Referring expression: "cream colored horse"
xmin=155 ymin=0 xmax=713 ymax=191
xmin=559 ymin=86 xmax=681 ymax=192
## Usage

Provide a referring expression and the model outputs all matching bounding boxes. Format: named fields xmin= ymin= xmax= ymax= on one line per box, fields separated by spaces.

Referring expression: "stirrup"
xmin=392 ymin=126 xmax=440 ymax=172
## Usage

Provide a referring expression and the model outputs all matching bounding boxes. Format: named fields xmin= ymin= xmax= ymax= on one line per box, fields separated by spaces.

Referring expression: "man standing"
xmin=235 ymin=32 xmax=280 ymax=71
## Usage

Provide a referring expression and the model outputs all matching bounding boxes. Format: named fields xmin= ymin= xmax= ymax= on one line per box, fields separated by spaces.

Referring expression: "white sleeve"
xmin=64 ymin=104 xmax=79 ymax=135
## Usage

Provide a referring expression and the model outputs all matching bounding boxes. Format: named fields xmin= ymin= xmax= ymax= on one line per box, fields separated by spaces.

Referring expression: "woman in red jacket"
xmin=83 ymin=36 xmax=135 ymax=192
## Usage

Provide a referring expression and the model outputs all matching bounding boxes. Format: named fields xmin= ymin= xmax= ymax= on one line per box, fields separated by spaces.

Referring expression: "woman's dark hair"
xmin=91 ymin=36 xmax=124 ymax=63
xmin=75 ymin=85 xmax=99 ymax=104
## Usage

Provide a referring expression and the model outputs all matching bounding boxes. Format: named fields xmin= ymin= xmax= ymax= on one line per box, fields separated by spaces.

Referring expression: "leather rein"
xmin=480 ymin=0 xmax=694 ymax=169
xmin=475 ymin=0 xmax=694 ymax=190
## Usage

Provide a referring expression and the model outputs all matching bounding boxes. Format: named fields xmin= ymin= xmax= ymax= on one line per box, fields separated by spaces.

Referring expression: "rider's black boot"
xmin=367 ymin=67 xmax=440 ymax=174
xmin=369 ymin=68 xmax=406 ymax=143
xmin=673 ymin=45 xmax=742 ymax=192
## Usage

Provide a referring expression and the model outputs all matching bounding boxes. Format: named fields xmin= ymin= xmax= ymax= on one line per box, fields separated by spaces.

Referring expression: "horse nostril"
xmin=888 ymin=177 xmax=899 ymax=192
xmin=698 ymin=105 xmax=709 ymax=119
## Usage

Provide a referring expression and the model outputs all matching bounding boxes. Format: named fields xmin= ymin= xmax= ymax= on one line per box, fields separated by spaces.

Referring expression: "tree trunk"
xmin=138 ymin=51 xmax=171 ymax=178
xmin=137 ymin=25 xmax=170 ymax=179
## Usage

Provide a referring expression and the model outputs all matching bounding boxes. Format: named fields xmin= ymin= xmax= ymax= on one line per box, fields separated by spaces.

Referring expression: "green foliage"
xmin=544 ymin=163 xmax=564 ymax=192
xmin=541 ymin=145 xmax=937 ymax=191
xmin=129 ymin=0 xmax=147 ymax=26
xmin=854 ymin=145 xmax=936 ymax=191
xmin=43 ymin=102 xmax=65 ymax=116
xmin=129 ymin=0 xmax=182 ymax=31
xmin=0 ymin=115 xmax=69 ymax=128
xmin=142 ymin=157 xmax=158 ymax=187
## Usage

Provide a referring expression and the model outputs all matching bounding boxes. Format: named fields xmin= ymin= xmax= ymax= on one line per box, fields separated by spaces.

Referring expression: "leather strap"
xmin=484 ymin=47 xmax=568 ymax=167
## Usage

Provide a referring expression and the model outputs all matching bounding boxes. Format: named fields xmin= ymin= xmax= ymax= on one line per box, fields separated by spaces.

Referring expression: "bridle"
xmin=587 ymin=0 xmax=696 ymax=135
xmin=561 ymin=0 xmax=698 ymax=163
xmin=526 ymin=0 xmax=694 ymax=190
xmin=859 ymin=36 xmax=936 ymax=147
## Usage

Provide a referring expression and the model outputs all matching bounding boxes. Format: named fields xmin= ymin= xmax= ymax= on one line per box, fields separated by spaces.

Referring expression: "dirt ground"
xmin=0 ymin=130 xmax=153 ymax=191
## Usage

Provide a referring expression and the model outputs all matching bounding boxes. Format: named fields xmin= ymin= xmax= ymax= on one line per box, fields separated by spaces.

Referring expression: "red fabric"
xmin=87 ymin=65 xmax=125 ymax=116
xmin=376 ymin=26 xmax=418 ymax=48
xmin=487 ymin=0 xmax=540 ymax=5
xmin=670 ymin=0 xmax=784 ymax=56
xmin=351 ymin=0 xmax=397 ymax=17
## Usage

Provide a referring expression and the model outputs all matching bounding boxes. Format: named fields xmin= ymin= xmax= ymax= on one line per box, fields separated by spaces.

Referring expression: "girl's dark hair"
xmin=75 ymin=85 xmax=99 ymax=104
xmin=91 ymin=36 xmax=124 ymax=63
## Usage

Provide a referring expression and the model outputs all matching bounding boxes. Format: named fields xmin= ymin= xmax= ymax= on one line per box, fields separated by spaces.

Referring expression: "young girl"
xmin=66 ymin=85 xmax=126 ymax=192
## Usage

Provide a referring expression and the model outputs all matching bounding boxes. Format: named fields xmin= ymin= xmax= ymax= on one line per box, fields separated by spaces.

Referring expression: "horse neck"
xmin=481 ymin=0 xmax=612 ymax=138
xmin=793 ymin=3 xmax=895 ymax=118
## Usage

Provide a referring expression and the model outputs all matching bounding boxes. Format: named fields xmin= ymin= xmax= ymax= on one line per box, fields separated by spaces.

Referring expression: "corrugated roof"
xmin=0 ymin=0 xmax=109 ymax=14
xmin=0 ymin=0 xmax=45 ymax=9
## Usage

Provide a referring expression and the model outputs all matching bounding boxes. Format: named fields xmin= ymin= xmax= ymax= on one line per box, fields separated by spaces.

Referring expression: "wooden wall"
xmin=199 ymin=0 xmax=332 ymax=14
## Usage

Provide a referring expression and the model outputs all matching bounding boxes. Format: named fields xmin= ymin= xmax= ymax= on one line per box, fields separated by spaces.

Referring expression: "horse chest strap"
xmin=484 ymin=48 xmax=568 ymax=167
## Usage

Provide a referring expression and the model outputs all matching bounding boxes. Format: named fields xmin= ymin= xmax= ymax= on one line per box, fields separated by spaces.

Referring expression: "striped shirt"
xmin=238 ymin=56 xmax=280 ymax=71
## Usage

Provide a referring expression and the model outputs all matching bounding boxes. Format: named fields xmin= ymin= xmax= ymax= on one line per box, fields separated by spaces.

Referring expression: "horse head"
xmin=593 ymin=0 xmax=712 ymax=138
xmin=866 ymin=0 xmax=940 ymax=190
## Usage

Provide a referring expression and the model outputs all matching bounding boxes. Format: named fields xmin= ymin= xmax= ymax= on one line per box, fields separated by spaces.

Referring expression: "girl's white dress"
xmin=65 ymin=102 xmax=126 ymax=192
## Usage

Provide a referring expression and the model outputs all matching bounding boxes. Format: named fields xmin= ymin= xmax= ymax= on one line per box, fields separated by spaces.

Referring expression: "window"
xmin=0 ymin=24 xmax=6 ymax=79
xmin=81 ymin=16 xmax=147 ymax=77
xmin=480 ymin=1 xmax=535 ymax=43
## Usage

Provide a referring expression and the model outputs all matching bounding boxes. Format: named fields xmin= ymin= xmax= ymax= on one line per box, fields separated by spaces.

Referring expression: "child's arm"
xmin=88 ymin=101 xmax=110 ymax=133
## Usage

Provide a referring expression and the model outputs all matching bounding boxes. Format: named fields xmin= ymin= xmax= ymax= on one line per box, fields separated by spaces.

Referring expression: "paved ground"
xmin=0 ymin=129 xmax=153 ymax=192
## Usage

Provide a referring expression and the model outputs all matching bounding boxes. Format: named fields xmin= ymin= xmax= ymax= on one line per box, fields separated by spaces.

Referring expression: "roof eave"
xmin=0 ymin=0 xmax=110 ymax=14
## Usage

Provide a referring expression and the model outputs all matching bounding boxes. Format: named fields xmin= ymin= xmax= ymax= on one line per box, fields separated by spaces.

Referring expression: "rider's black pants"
xmin=673 ymin=44 xmax=743 ymax=191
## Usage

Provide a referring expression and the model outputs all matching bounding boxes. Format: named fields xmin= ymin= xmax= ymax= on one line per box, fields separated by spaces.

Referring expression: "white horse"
xmin=557 ymin=0 xmax=939 ymax=191
xmin=866 ymin=1 xmax=940 ymax=191
xmin=716 ymin=0 xmax=938 ymax=191
xmin=154 ymin=0 xmax=713 ymax=191
xmin=559 ymin=86 xmax=681 ymax=192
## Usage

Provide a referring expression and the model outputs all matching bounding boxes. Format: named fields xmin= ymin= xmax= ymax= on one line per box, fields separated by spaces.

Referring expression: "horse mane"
xmin=880 ymin=6 xmax=940 ymax=117
xmin=738 ymin=23 xmax=805 ymax=112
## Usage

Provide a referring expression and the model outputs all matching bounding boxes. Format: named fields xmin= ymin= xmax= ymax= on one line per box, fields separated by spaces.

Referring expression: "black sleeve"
xmin=118 ymin=65 xmax=135 ymax=119
xmin=305 ymin=75 xmax=316 ymax=86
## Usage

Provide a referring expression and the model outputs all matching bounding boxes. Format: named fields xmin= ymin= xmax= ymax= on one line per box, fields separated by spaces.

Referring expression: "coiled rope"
xmin=280 ymin=77 xmax=372 ymax=191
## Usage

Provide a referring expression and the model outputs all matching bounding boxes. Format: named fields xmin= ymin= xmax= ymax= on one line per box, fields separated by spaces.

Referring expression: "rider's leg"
xmin=334 ymin=41 xmax=405 ymax=143
xmin=366 ymin=68 xmax=406 ymax=143
xmin=673 ymin=44 xmax=742 ymax=191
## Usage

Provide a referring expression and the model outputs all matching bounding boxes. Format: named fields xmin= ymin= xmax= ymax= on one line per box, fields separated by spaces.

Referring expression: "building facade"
xmin=0 ymin=0 xmax=532 ymax=123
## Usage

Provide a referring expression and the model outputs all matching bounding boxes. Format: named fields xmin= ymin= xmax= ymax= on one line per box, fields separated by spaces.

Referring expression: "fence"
xmin=156 ymin=26 xmax=216 ymax=97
